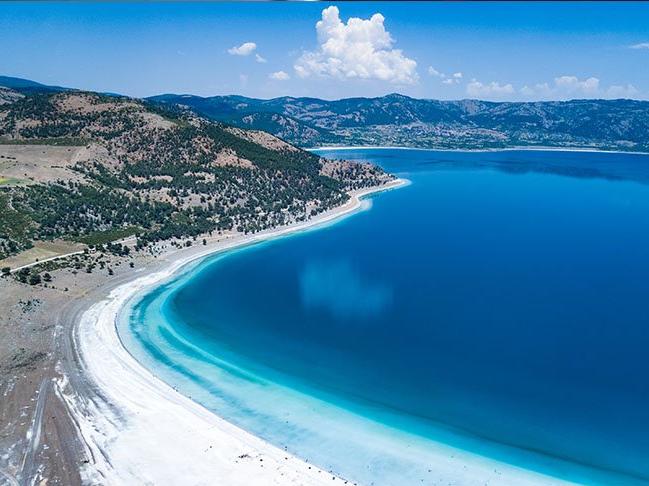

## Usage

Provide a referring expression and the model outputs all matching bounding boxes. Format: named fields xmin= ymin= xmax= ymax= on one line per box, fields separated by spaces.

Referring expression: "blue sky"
xmin=1 ymin=2 xmax=648 ymax=101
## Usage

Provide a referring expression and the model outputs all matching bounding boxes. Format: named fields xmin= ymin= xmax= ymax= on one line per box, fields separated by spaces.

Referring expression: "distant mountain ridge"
xmin=150 ymin=92 xmax=649 ymax=152
xmin=0 ymin=75 xmax=71 ymax=93
xmin=3 ymin=76 xmax=648 ymax=152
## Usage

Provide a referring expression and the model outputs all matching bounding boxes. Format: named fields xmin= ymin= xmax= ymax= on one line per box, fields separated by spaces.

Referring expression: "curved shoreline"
xmin=62 ymin=180 xmax=408 ymax=485
xmin=63 ymin=176 xmax=566 ymax=485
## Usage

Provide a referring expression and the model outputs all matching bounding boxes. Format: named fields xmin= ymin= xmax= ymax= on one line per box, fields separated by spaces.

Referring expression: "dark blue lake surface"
xmin=123 ymin=149 xmax=649 ymax=485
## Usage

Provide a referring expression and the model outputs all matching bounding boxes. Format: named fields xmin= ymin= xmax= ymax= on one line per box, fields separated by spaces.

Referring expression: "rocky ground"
xmin=0 ymin=238 xmax=186 ymax=486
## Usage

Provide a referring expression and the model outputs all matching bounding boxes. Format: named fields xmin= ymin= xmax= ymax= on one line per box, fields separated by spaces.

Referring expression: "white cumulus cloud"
xmin=428 ymin=67 xmax=462 ymax=85
xmin=228 ymin=42 xmax=257 ymax=56
xmin=629 ymin=42 xmax=649 ymax=50
xmin=606 ymin=84 xmax=639 ymax=98
xmin=294 ymin=6 xmax=417 ymax=85
xmin=255 ymin=53 xmax=267 ymax=63
xmin=519 ymin=75 xmax=638 ymax=100
xmin=466 ymin=79 xmax=515 ymax=98
xmin=554 ymin=75 xmax=600 ymax=94
xmin=520 ymin=82 xmax=552 ymax=98
xmin=269 ymin=70 xmax=290 ymax=81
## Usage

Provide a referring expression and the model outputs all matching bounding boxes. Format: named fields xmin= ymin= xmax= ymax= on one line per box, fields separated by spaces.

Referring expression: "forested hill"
xmin=150 ymin=93 xmax=649 ymax=152
xmin=0 ymin=85 xmax=391 ymax=259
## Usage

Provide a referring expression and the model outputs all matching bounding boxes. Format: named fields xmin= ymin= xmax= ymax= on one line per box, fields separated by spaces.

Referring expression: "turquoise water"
xmin=120 ymin=149 xmax=649 ymax=485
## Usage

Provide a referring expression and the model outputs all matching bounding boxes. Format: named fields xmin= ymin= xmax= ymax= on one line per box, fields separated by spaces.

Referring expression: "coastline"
xmin=62 ymin=179 xmax=409 ymax=485
xmin=0 ymin=171 xmax=608 ymax=485
xmin=46 ymin=175 xmax=564 ymax=486
xmin=308 ymin=145 xmax=649 ymax=156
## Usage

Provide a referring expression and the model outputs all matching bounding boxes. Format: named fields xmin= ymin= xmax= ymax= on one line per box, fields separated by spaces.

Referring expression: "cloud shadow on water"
xmin=299 ymin=260 xmax=392 ymax=320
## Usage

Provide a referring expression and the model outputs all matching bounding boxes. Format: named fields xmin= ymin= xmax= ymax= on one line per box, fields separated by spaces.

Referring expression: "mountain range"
xmin=150 ymin=93 xmax=649 ymax=152
xmin=2 ymin=76 xmax=648 ymax=152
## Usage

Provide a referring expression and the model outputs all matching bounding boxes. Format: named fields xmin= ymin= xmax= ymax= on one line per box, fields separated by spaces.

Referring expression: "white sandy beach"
xmin=61 ymin=178 xmax=568 ymax=486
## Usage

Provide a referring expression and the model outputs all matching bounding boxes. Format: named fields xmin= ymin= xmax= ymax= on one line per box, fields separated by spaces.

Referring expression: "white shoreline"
xmin=61 ymin=177 xmax=565 ymax=485
xmin=61 ymin=180 xmax=406 ymax=485
xmin=308 ymin=145 xmax=649 ymax=155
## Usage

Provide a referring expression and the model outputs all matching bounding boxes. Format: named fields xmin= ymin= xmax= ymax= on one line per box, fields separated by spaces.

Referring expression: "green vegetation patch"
xmin=76 ymin=226 xmax=140 ymax=246
xmin=0 ymin=176 xmax=28 ymax=186
xmin=0 ymin=192 xmax=34 ymax=258
xmin=0 ymin=137 xmax=89 ymax=146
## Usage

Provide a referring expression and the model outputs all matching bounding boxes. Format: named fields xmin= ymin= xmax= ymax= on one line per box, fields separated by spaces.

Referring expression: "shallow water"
xmin=120 ymin=149 xmax=649 ymax=485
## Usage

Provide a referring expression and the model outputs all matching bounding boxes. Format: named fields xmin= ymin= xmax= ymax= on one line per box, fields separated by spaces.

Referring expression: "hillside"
xmin=0 ymin=75 xmax=70 ymax=94
xmin=0 ymin=87 xmax=391 ymax=260
xmin=151 ymin=93 xmax=649 ymax=152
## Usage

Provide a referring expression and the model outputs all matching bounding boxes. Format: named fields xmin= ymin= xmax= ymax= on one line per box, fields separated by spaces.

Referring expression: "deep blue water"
xmin=122 ymin=149 xmax=649 ymax=485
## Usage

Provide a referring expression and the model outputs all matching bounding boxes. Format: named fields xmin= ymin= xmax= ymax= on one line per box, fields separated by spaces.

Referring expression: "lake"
xmin=120 ymin=149 xmax=649 ymax=485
